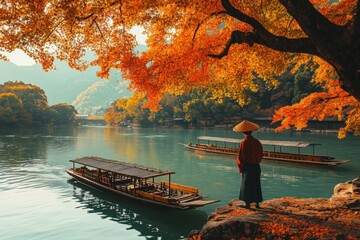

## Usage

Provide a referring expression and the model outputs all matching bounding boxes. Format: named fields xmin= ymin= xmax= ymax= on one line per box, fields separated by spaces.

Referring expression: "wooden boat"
xmin=66 ymin=156 xmax=219 ymax=210
xmin=183 ymin=136 xmax=350 ymax=166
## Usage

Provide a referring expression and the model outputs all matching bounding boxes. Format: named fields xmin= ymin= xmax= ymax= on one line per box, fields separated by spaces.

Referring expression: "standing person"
xmin=233 ymin=120 xmax=263 ymax=208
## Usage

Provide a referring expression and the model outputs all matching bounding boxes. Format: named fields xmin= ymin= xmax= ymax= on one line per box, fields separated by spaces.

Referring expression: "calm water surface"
xmin=0 ymin=126 xmax=359 ymax=240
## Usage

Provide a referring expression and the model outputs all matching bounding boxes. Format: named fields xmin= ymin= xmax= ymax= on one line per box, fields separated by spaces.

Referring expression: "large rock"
xmin=331 ymin=177 xmax=360 ymax=210
xmin=188 ymin=178 xmax=360 ymax=240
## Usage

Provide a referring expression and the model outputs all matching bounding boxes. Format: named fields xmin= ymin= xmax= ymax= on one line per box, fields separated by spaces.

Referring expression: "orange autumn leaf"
xmin=273 ymin=80 xmax=359 ymax=138
xmin=260 ymin=214 xmax=339 ymax=238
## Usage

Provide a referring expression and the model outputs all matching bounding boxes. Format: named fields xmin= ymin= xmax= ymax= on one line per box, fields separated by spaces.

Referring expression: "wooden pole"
xmin=168 ymin=174 xmax=171 ymax=196
xmin=312 ymin=145 xmax=315 ymax=155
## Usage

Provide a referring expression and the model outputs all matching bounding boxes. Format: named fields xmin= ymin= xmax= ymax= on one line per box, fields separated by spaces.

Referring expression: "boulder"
xmin=188 ymin=178 xmax=360 ymax=240
xmin=331 ymin=177 xmax=360 ymax=210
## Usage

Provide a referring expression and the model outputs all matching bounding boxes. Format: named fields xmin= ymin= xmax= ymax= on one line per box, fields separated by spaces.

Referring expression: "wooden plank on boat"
xmin=137 ymin=191 xmax=171 ymax=203
xmin=178 ymin=195 xmax=202 ymax=203
xmin=162 ymin=181 xmax=199 ymax=194
xmin=179 ymin=199 xmax=220 ymax=207
xmin=171 ymin=193 xmax=194 ymax=201
xmin=70 ymin=156 xmax=175 ymax=179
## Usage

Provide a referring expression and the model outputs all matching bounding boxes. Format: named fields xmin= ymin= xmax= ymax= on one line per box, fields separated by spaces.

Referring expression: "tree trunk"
xmin=217 ymin=0 xmax=360 ymax=101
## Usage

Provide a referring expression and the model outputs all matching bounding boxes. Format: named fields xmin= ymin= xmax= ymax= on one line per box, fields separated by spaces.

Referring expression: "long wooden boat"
xmin=183 ymin=136 xmax=350 ymax=166
xmin=66 ymin=156 xmax=219 ymax=210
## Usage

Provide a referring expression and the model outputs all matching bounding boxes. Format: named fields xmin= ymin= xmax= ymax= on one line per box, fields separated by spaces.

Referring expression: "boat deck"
xmin=67 ymin=156 xmax=219 ymax=209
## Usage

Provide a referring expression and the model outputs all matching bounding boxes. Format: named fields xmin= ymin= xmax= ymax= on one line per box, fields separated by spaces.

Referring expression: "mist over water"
xmin=0 ymin=126 xmax=359 ymax=240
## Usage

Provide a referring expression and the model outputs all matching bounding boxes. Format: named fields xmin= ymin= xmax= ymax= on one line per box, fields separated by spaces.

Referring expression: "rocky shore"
xmin=188 ymin=178 xmax=360 ymax=240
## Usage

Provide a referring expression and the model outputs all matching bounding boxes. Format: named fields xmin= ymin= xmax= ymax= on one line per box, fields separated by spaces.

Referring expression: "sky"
xmin=2 ymin=26 xmax=147 ymax=66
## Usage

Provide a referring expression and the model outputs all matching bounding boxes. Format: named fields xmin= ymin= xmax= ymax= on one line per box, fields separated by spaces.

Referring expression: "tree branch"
xmin=208 ymin=29 xmax=319 ymax=59
xmin=93 ymin=18 xmax=108 ymax=46
xmin=278 ymin=0 xmax=343 ymax=40
xmin=75 ymin=0 xmax=121 ymax=22
xmin=76 ymin=13 xmax=94 ymax=21
xmin=192 ymin=10 xmax=227 ymax=41
xmin=210 ymin=0 xmax=318 ymax=58
xmin=221 ymin=0 xmax=269 ymax=34
xmin=42 ymin=18 xmax=66 ymax=43
xmin=208 ymin=31 xmax=237 ymax=59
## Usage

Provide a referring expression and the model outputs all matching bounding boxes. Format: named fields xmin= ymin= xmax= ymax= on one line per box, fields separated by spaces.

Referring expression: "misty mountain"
xmin=0 ymin=56 xmax=132 ymax=114
xmin=72 ymin=74 xmax=132 ymax=115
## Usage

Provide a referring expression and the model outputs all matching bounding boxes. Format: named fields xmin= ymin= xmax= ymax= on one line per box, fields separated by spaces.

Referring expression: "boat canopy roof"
xmin=197 ymin=136 xmax=320 ymax=148
xmin=70 ymin=156 xmax=175 ymax=179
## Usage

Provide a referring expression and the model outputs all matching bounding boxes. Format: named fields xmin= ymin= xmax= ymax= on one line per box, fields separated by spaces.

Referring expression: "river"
xmin=0 ymin=126 xmax=359 ymax=240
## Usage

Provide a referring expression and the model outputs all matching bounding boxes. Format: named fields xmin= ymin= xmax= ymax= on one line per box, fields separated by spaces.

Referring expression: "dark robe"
xmin=239 ymin=163 xmax=263 ymax=203
xmin=237 ymin=135 xmax=263 ymax=204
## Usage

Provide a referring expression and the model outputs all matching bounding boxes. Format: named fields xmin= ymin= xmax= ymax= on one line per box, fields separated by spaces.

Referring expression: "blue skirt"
xmin=239 ymin=163 xmax=263 ymax=204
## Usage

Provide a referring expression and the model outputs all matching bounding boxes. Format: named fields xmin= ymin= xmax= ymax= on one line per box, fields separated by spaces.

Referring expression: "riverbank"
xmin=188 ymin=177 xmax=360 ymax=240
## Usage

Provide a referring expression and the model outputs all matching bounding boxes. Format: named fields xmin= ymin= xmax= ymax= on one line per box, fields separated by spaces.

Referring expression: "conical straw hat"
xmin=233 ymin=120 xmax=260 ymax=132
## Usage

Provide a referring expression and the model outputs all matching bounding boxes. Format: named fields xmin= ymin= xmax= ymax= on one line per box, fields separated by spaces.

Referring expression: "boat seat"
xmin=127 ymin=184 xmax=138 ymax=191
xmin=114 ymin=178 xmax=132 ymax=185
xmin=138 ymin=185 xmax=156 ymax=192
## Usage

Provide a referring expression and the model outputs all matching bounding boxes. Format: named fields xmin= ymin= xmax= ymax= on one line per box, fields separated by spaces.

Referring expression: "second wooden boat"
xmin=66 ymin=156 xmax=219 ymax=210
xmin=183 ymin=136 xmax=350 ymax=166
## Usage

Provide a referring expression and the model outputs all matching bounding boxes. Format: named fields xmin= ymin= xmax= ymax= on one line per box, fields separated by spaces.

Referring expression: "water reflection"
xmin=184 ymin=148 xmax=348 ymax=200
xmin=0 ymin=126 xmax=80 ymax=164
xmin=103 ymin=127 xmax=166 ymax=168
xmin=68 ymin=179 xmax=208 ymax=240
xmin=0 ymin=134 xmax=48 ymax=166
xmin=103 ymin=127 xmax=145 ymax=164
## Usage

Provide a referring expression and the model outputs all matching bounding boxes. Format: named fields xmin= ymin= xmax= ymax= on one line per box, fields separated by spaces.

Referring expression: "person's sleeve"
xmin=237 ymin=142 xmax=245 ymax=173
xmin=258 ymin=142 xmax=263 ymax=163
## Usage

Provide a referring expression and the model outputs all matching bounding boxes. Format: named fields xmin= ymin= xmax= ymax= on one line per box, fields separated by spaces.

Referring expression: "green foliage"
xmin=292 ymin=64 xmax=322 ymax=104
xmin=183 ymin=99 xmax=204 ymax=125
xmin=0 ymin=81 xmax=76 ymax=126
xmin=246 ymin=64 xmax=322 ymax=116
xmin=48 ymin=103 xmax=77 ymax=124
xmin=0 ymin=92 xmax=26 ymax=124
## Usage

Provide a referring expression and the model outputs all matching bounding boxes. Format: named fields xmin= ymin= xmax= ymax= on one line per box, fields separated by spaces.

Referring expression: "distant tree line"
xmin=105 ymin=65 xmax=321 ymax=128
xmin=0 ymin=81 xmax=77 ymax=126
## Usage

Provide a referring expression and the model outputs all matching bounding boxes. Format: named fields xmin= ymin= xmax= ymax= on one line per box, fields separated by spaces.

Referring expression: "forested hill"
xmin=0 ymin=57 xmax=131 ymax=114
xmin=72 ymin=76 xmax=132 ymax=115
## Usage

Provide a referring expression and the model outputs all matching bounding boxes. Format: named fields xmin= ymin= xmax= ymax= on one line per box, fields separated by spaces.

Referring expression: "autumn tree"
xmin=0 ymin=81 xmax=48 ymax=124
xmin=153 ymin=94 xmax=178 ymax=126
xmin=104 ymin=98 xmax=129 ymax=126
xmin=0 ymin=92 xmax=28 ymax=124
xmin=0 ymin=0 xmax=358 ymax=137
xmin=48 ymin=103 xmax=77 ymax=124
xmin=103 ymin=108 xmax=122 ymax=126
xmin=104 ymin=92 xmax=151 ymax=126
